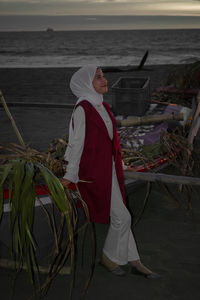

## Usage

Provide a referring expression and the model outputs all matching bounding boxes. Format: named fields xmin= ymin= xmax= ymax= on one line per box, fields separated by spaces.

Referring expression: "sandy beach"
xmin=1 ymin=65 xmax=200 ymax=300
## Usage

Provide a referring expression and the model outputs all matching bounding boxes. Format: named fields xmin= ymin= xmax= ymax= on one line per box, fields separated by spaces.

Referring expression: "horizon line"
xmin=1 ymin=27 xmax=200 ymax=33
xmin=1 ymin=14 xmax=200 ymax=17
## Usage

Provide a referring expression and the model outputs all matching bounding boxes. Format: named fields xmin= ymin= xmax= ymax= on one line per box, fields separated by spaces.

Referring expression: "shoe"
xmin=99 ymin=253 xmax=126 ymax=276
xmin=99 ymin=261 xmax=126 ymax=276
xmin=131 ymin=266 xmax=161 ymax=279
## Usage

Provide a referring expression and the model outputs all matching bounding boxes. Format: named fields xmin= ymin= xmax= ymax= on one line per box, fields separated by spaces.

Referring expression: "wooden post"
xmin=188 ymin=90 xmax=200 ymax=148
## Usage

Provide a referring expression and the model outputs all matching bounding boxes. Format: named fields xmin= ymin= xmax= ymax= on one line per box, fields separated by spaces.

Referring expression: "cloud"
xmin=0 ymin=0 xmax=199 ymax=15
xmin=0 ymin=0 xmax=133 ymax=15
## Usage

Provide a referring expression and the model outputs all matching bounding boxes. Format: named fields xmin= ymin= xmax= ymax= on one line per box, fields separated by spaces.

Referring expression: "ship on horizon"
xmin=46 ymin=27 xmax=54 ymax=32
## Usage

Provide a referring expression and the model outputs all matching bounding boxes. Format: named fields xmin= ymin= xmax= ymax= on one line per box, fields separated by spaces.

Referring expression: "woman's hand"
xmin=59 ymin=178 xmax=72 ymax=188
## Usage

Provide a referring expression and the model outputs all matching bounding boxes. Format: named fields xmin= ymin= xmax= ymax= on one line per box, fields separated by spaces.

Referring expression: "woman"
xmin=60 ymin=65 xmax=160 ymax=278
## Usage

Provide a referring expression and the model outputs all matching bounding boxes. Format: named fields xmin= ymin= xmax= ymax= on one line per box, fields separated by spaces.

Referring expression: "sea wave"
xmin=1 ymin=54 xmax=198 ymax=68
xmin=0 ymin=29 xmax=199 ymax=67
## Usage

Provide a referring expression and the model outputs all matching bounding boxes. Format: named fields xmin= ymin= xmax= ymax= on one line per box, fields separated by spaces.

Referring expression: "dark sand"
xmin=0 ymin=66 xmax=200 ymax=300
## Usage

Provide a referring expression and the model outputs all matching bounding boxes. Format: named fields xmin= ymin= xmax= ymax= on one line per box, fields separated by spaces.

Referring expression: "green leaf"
xmin=0 ymin=163 xmax=12 ymax=185
xmin=11 ymin=160 xmax=26 ymax=229
xmin=36 ymin=163 xmax=67 ymax=208
xmin=0 ymin=163 xmax=13 ymax=220
xmin=0 ymin=158 xmax=86 ymax=296
xmin=20 ymin=162 xmax=36 ymax=247
xmin=36 ymin=162 xmax=73 ymax=241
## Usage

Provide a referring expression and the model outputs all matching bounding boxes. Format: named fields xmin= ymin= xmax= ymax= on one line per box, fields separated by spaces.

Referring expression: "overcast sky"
xmin=0 ymin=0 xmax=200 ymax=16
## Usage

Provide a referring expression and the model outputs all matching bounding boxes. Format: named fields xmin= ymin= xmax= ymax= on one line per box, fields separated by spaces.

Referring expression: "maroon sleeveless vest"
xmin=77 ymin=100 xmax=126 ymax=224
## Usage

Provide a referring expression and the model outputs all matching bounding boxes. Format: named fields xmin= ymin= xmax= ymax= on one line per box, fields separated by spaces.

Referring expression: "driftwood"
xmin=117 ymin=112 xmax=184 ymax=127
xmin=136 ymin=50 xmax=149 ymax=70
xmin=124 ymin=171 xmax=200 ymax=186
xmin=103 ymin=50 xmax=149 ymax=73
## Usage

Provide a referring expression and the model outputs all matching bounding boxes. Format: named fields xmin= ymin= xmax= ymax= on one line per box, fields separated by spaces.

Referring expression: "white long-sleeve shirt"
xmin=63 ymin=103 xmax=113 ymax=183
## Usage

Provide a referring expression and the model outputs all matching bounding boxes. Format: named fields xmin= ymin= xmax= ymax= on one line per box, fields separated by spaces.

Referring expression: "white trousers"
xmin=103 ymin=163 xmax=140 ymax=265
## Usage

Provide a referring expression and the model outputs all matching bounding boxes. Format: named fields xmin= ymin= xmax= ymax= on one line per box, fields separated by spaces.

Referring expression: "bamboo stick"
xmin=0 ymin=258 xmax=71 ymax=275
xmin=124 ymin=170 xmax=200 ymax=186
xmin=117 ymin=113 xmax=184 ymax=127
xmin=0 ymin=90 xmax=26 ymax=148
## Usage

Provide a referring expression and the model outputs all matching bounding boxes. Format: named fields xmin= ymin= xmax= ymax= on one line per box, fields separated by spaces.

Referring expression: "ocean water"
xmin=1 ymin=15 xmax=200 ymax=31
xmin=0 ymin=28 xmax=200 ymax=68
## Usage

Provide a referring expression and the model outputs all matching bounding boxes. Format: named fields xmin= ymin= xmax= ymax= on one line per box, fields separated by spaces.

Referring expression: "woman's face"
xmin=92 ymin=68 xmax=108 ymax=94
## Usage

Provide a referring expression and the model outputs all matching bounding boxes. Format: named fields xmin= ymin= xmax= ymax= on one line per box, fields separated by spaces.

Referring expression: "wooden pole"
xmin=0 ymin=102 xmax=75 ymax=109
xmin=124 ymin=170 xmax=200 ymax=186
xmin=188 ymin=90 xmax=200 ymax=148
xmin=117 ymin=113 xmax=184 ymax=127
xmin=0 ymin=90 xmax=26 ymax=148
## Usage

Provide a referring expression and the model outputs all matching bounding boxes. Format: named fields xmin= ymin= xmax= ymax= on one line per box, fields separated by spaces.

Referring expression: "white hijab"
xmin=68 ymin=65 xmax=103 ymax=137
xmin=70 ymin=64 xmax=103 ymax=106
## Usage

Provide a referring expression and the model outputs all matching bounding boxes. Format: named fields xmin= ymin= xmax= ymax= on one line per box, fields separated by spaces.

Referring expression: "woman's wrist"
xmin=63 ymin=170 xmax=79 ymax=183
